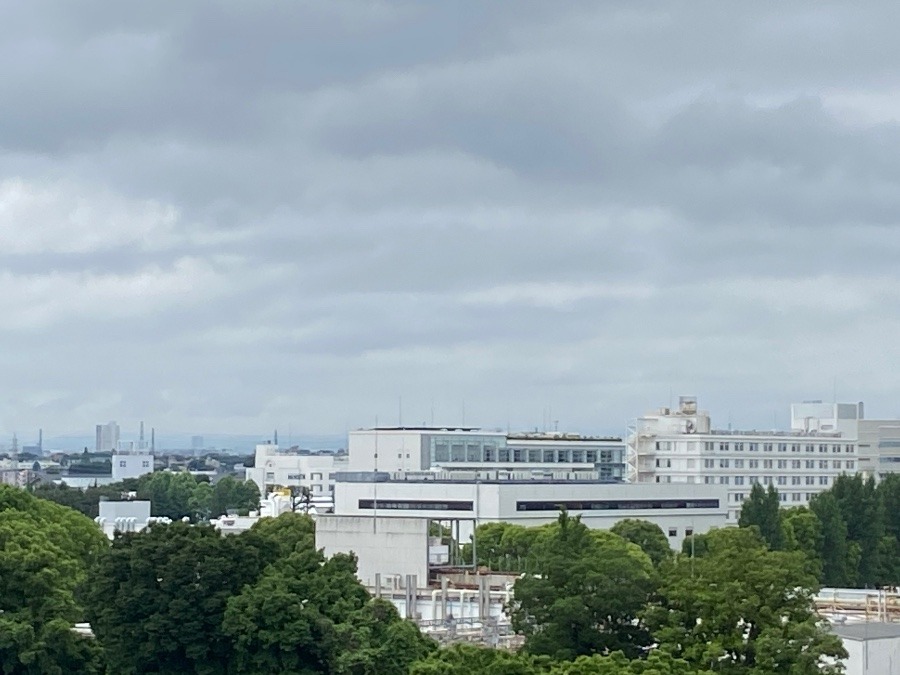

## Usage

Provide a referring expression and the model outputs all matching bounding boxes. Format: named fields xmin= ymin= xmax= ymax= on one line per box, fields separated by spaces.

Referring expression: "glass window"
xmin=572 ymin=450 xmax=585 ymax=463
xmin=498 ymin=447 xmax=510 ymax=462
xmin=483 ymin=444 xmax=496 ymax=462
xmin=585 ymin=450 xmax=597 ymax=463
xmin=466 ymin=443 xmax=480 ymax=462
xmin=542 ymin=450 xmax=554 ymax=463
xmin=529 ymin=449 xmax=542 ymax=463
xmin=451 ymin=443 xmax=465 ymax=462
xmin=433 ymin=442 xmax=450 ymax=462
xmin=778 ymin=443 xmax=788 ymax=452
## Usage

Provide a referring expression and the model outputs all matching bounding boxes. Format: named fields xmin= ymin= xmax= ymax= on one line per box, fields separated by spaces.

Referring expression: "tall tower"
xmin=150 ymin=428 xmax=155 ymax=453
xmin=38 ymin=428 xmax=43 ymax=453
xmin=139 ymin=421 xmax=145 ymax=443
xmin=274 ymin=429 xmax=278 ymax=446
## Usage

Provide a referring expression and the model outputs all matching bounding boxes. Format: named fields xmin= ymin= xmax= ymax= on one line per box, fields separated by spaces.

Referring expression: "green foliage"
xmin=410 ymin=644 xmax=553 ymax=675
xmin=223 ymin=550 xmax=433 ymax=674
xmin=509 ymin=511 xmax=655 ymax=660
xmin=83 ymin=522 xmax=269 ymax=675
xmin=0 ymin=485 xmax=107 ymax=674
xmin=645 ymin=527 xmax=846 ymax=674
xmin=31 ymin=481 xmax=130 ymax=518
xmin=610 ymin=519 xmax=673 ymax=567
xmin=737 ymin=484 xmax=785 ymax=550
xmin=208 ymin=475 xmax=260 ymax=517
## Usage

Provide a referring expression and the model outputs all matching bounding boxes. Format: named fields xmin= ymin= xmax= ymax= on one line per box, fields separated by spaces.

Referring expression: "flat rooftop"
xmin=831 ymin=622 xmax=900 ymax=641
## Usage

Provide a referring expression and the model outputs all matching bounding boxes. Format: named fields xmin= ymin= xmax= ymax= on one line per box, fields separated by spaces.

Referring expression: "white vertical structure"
xmin=95 ymin=421 xmax=120 ymax=452
xmin=630 ymin=397 xmax=861 ymax=521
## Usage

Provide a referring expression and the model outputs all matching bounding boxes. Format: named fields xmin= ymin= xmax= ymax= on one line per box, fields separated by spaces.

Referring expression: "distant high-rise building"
xmin=191 ymin=436 xmax=204 ymax=451
xmin=95 ymin=421 xmax=120 ymax=452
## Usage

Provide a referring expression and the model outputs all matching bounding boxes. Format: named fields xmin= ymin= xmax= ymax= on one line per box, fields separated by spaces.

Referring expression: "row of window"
xmin=703 ymin=475 xmax=832 ymax=486
xmin=689 ymin=459 xmax=855 ymax=470
xmin=656 ymin=441 xmax=855 ymax=454
xmin=355 ymin=498 xmax=721 ymax=512
xmin=432 ymin=446 xmax=624 ymax=465
xmin=733 ymin=492 xmax=820 ymax=503
xmin=515 ymin=499 xmax=720 ymax=512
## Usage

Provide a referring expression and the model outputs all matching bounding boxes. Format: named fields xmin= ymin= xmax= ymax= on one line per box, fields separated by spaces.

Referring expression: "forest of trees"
xmin=3 ymin=473 xmax=887 ymax=673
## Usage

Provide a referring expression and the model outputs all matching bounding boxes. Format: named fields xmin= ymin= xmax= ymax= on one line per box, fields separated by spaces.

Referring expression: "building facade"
xmin=111 ymin=439 xmax=154 ymax=481
xmin=244 ymin=442 xmax=344 ymax=508
xmin=628 ymin=397 xmax=861 ymax=521
xmin=347 ymin=427 xmax=625 ymax=480
xmin=95 ymin=421 xmax=120 ymax=452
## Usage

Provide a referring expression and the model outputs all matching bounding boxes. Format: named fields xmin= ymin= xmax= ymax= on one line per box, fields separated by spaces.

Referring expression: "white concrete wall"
xmin=348 ymin=431 xmax=426 ymax=472
xmin=316 ymin=514 xmax=429 ymax=586
xmin=112 ymin=453 xmax=154 ymax=481
xmin=841 ymin=637 xmax=900 ymax=675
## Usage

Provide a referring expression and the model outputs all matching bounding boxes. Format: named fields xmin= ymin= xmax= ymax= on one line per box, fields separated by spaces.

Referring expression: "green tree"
xmin=831 ymin=474 xmax=884 ymax=586
xmin=410 ymin=644 xmax=551 ymax=675
xmin=645 ymin=527 xmax=845 ymax=674
xmin=509 ymin=511 xmax=655 ymax=660
xmin=0 ymin=485 xmax=107 ymax=674
xmin=223 ymin=548 xmax=432 ymax=674
xmin=809 ymin=491 xmax=852 ymax=587
xmin=781 ymin=506 xmax=824 ymax=579
xmin=611 ymin=519 xmax=673 ymax=567
xmin=84 ymin=521 xmax=269 ymax=675
xmin=209 ymin=475 xmax=260 ymax=518
xmin=738 ymin=484 xmax=785 ymax=550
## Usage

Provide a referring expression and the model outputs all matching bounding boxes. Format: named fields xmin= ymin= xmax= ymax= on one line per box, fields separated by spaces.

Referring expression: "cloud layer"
xmin=3 ymin=1 xmax=900 ymax=440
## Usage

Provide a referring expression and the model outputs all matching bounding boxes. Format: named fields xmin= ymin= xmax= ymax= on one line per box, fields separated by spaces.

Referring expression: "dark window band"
xmin=516 ymin=499 xmax=719 ymax=512
xmin=358 ymin=499 xmax=473 ymax=511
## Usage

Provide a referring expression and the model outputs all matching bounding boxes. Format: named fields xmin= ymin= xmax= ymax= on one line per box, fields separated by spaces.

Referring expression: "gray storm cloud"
xmin=1 ymin=1 xmax=899 ymax=438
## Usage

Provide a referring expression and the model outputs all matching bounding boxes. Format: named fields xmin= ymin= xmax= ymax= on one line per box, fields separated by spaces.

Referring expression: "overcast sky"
xmin=3 ymin=1 xmax=900 ymax=440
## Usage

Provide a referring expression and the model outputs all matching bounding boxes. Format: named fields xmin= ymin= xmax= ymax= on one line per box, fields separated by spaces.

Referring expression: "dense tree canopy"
xmin=509 ymin=511 xmax=655 ymax=660
xmin=0 ymin=485 xmax=107 ymax=674
xmin=645 ymin=527 xmax=845 ymax=674
xmin=610 ymin=518 xmax=673 ymax=567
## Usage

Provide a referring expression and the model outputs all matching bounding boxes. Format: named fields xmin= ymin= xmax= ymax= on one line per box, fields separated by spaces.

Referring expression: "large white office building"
xmin=347 ymin=427 xmax=626 ymax=480
xmin=628 ymin=397 xmax=861 ymax=521
xmin=318 ymin=425 xmax=728 ymax=586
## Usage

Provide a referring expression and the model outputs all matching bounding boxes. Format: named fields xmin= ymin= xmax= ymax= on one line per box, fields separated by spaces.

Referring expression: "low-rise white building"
xmin=111 ymin=440 xmax=154 ymax=481
xmin=95 ymin=500 xmax=170 ymax=539
xmin=628 ymin=397 xmax=861 ymax=521
xmin=244 ymin=442 xmax=344 ymax=507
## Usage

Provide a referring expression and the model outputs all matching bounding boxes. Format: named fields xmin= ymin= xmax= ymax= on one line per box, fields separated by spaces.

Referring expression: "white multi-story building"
xmin=95 ymin=421 xmax=120 ymax=452
xmin=628 ymin=396 xmax=861 ymax=521
xmin=112 ymin=439 xmax=154 ymax=481
xmin=244 ymin=442 xmax=345 ymax=507
xmin=347 ymin=427 xmax=626 ymax=480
